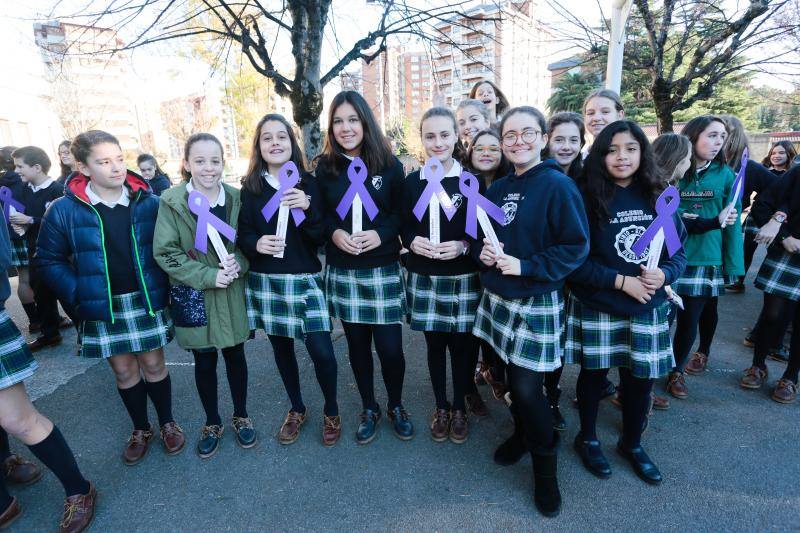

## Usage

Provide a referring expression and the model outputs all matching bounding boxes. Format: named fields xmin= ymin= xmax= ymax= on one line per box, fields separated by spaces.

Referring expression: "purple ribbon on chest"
xmin=413 ymin=159 xmax=458 ymax=221
xmin=631 ymin=185 xmax=682 ymax=258
xmin=458 ymin=171 xmax=505 ymax=238
xmin=335 ymin=157 xmax=379 ymax=221
xmin=0 ymin=187 xmax=25 ymax=223
xmin=187 ymin=190 xmax=236 ymax=254
xmin=261 ymin=161 xmax=305 ymax=226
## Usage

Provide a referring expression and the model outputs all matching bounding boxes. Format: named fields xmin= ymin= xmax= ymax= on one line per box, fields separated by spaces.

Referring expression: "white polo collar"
xmin=187 ymin=180 xmax=226 ymax=207
xmin=421 ymin=159 xmax=461 ymax=180
xmin=86 ymin=182 xmax=130 ymax=208
xmin=28 ymin=177 xmax=56 ymax=193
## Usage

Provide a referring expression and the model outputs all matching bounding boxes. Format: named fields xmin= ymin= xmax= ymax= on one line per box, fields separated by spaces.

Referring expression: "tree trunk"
xmin=651 ymin=79 xmax=674 ymax=134
xmin=292 ymin=86 xmax=323 ymax=163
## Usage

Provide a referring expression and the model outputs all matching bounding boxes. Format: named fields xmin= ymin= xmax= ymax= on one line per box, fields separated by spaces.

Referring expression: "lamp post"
xmin=605 ymin=0 xmax=633 ymax=94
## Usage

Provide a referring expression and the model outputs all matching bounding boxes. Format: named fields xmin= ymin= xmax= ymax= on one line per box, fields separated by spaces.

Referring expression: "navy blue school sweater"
xmin=401 ymin=165 xmax=477 ymax=276
xmin=316 ymin=154 xmax=404 ymax=269
xmin=238 ymin=172 xmax=325 ymax=274
xmin=471 ymin=159 xmax=590 ymax=298
xmin=19 ymin=180 xmax=63 ymax=256
xmin=568 ymin=182 xmax=688 ymax=317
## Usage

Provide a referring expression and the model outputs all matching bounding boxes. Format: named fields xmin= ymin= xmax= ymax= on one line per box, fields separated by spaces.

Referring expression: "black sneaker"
xmin=387 ymin=406 xmax=414 ymax=441
xmin=232 ymin=417 xmax=257 ymax=448
xmin=197 ymin=425 xmax=223 ymax=459
xmin=356 ymin=408 xmax=381 ymax=445
xmin=551 ymin=405 xmax=566 ymax=432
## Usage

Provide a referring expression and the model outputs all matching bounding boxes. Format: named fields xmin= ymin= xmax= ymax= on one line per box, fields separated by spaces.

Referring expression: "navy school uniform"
xmin=470 ymin=159 xmax=590 ymax=372
xmin=401 ymin=160 xmax=481 ymax=333
xmin=238 ymin=171 xmax=332 ymax=340
xmin=0 ymin=171 xmax=29 ymax=267
xmin=564 ymin=182 xmax=687 ymax=379
xmin=316 ymin=154 xmax=407 ymax=325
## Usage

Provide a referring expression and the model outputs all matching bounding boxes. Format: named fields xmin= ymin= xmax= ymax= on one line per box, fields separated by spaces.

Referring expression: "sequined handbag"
xmin=169 ymin=285 xmax=208 ymax=327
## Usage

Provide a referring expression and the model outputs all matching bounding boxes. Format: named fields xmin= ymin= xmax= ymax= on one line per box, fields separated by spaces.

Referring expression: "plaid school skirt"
xmin=10 ymin=239 xmax=28 ymax=268
xmin=564 ymin=295 xmax=674 ymax=379
xmin=407 ymin=271 xmax=481 ymax=333
xmin=755 ymin=248 xmax=800 ymax=301
xmin=79 ymin=291 xmax=173 ymax=359
xmin=472 ymin=289 xmax=564 ymax=373
xmin=247 ymin=272 xmax=331 ymax=340
xmin=0 ymin=310 xmax=37 ymax=390
xmin=325 ymin=263 xmax=407 ymax=325
xmin=672 ymin=265 xmax=727 ymax=298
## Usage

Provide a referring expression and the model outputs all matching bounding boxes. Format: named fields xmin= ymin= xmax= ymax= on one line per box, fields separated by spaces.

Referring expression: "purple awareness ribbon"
xmin=631 ymin=185 xmax=682 ymax=258
xmin=458 ymin=171 xmax=505 ymax=238
xmin=261 ymin=161 xmax=305 ymax=226
xmin=0 ymin=187 xmax=25 ymax=224
xmin=730 ymin=147 xmax=748 ymax=206
xmin=412 ymin=159 xmax=458 ymax=222
xmin=335 ymin=157 xmax=379 ymax=221
xmin=187 ymin=190 xmax=236 ymax=254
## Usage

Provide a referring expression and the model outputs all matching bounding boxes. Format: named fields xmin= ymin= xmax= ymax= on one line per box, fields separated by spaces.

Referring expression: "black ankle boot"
xmin=531 ymin=435 xmax=562 ymax=517
xmin=494 ymin=404 xmax=526 ymax=466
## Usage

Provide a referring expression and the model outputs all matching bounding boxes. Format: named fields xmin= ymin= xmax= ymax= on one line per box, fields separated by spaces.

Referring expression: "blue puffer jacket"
xmin=35 ymin=171 xmax=168 ymax=322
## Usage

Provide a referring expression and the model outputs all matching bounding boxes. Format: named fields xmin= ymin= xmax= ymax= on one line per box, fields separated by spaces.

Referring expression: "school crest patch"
xmin=614 ymin=224 xmax=649 ymax=264
xmin=502 ymin=202 xmax=518 ymax=225
xmin=372 ymin=175 xmax=383 ymax=190
xmin=451 ymin=193 xmax=463 ymax=210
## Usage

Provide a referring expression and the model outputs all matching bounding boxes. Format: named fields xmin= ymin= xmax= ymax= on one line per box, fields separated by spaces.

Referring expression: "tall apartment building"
xmin=360 ymin=47 xmax=403 ymax=130
xmin=159 ymin=88 xmax=239 ymax=160
xmin=399 ymin=51 xmax=435 ymax=124
xmin=432 ymin=1 xmax=551 ymax=111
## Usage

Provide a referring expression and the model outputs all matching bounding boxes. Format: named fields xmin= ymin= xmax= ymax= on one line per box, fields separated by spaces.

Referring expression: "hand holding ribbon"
xmin=631 ymin=185 xmax=682 ymax=269
xmin=261 ymin=161 xmax=306 ymax=226
xmin=188 ymin=190 xmax=236 ymax=255
xmin=0 ymin=187 xmax=25 ymax=224
xmin=335 ymin=157 xmax=379 ymax=221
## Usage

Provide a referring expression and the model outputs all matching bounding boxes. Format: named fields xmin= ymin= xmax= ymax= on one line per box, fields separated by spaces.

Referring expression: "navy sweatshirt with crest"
xmin=471 ymin=159 xmax=590 ymax=298
xmin=568 ymin=181 xmax=688 ymax=316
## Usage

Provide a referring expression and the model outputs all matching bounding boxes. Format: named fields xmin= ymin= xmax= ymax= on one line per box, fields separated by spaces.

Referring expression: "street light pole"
xmin=605 ymin=0 xmax=633 ymax=94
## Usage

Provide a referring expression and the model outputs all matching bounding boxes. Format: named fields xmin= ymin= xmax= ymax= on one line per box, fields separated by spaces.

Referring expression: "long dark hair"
xmin=242 ymin=114 xmax=307 ymax=195
xmin=581 ymin=120 xmax=660 ymax=227
xmin=320 ymin=91 xmax=394 ymax=175
xmin=762 ymin=140 xmax=797 ymax=170
xmin=544 ymin=111 xmax=585 ymax=179
xmin=468 ymin=80 xmax=510 ymax=117
xmin=181 ymin=132 xmax=224 ymax=181
xmin=58 ymin=140 xmax=73 ymax=180
xmin=652 ymin=133 xmax=692 ymax=186
xmin=419 ymin=106 xmax=466 ymax=164
xmin=136 ymin=153 xmax=167 ymax=177
xmin=681 ymin=115 xmax=728 ymax=180
xmin=464 ymin=129 xmax=510 ymax=187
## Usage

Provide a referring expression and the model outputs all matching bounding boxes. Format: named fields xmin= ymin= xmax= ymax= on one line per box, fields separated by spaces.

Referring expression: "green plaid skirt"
xmin=472 ymin=289 xmax=564 ymax=372
xmin=0 ymin=310 xmax=37 ymax=390
xmin=247 ymin=272 xmax=331 ymax=340
xmin=10 ymin=239 xmax=28 ymax=267
xmin=79 ymin=292 xmax=173 ymax=359
xmin=324 ymin=263 xmax=407 ymax=325
xmin=672 ymin=265 xmax=728 ymax=297
xmin=407 ymin=271 xmax=481 ymax=333
xmin=564 ymin=295 xmax=674 ymax=379
xmin=755 ymin=248 xmax=800 ymax=301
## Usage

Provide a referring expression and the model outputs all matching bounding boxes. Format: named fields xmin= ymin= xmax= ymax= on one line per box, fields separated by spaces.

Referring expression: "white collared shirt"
xmin=186 ymin=180 xmax=226 ymax=207
xmin=421 ymin=159 xmax=462 ymax=180
xmin=86 ymin=183 xmax=130 ymax=208
xmin=28 ymin=177 xmax=56 ymax=193
xmin=262 ymin=172 xmax=280 ymax=190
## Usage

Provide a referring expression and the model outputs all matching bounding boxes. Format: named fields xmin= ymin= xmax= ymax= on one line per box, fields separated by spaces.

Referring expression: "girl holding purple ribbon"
xmin=666 ymin=116 xmax=743 ymax=400
xmin=238 ymin=114 xmax=341 ymax=447
xmin=316 ymin=91 xmax=413 ymax=445
xmin=154 ymin=133 xmax=255 ymax=459
xmin=472 ymin=106 xmax=590 ymax=517
xmin=565 ymin=120 xmax=687 ymax=485
xmin=401 ymin=107 xmax=480 ymax=444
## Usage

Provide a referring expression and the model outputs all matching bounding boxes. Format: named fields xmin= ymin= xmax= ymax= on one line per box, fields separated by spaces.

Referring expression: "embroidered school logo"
xmin=371 ymin=175 xmax=383 ymax=190
xmin=614 ymin=225 xmax=649 ymax=263
xmin=502 ymin=202 xmax=518 ymax=225
xmin=451 ymin=193 xmax=463 ymax=210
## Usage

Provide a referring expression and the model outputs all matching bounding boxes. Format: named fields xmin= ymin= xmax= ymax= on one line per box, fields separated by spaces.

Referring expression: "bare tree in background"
xmin=47 ymin=1 xmax=500 ymax=159
xmin=544 ymin=0 xmax=798 ymax=132
xmin=160 ymin=95 xmax=218 ymax=155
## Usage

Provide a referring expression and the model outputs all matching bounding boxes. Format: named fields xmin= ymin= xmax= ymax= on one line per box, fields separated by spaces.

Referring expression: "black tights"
xmin=577 ymin=367 xmax=653 ymax=447
xmin=423 ymin=332 xmax=471 ymax=411
xmin=192 ymin=343 xmax=248 ymax=426
xmin=753 ymin=293 xmax=800 ymax=383
xmin=506 ymin=363 xmax=553 ymax=453
xmin=269 ymin=332 xmax=338 ymax=416
xmin=544 ymin=365 xmax=564 ymax=405
xmin=672 ymin=296 xmax=718 ymax=372
xmin=342 ymin=322 xmax=405 ymax=410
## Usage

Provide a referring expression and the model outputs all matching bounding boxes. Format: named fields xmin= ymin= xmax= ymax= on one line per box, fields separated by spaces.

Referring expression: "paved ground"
xmin=5 ymin=255 xmax=798 ymax=532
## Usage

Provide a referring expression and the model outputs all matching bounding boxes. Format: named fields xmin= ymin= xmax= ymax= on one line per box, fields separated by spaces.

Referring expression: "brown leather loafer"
xmin=278 ymin=410 xmax=306 ymax=445
xmin=449 ymin=410 xmax=468 ymax=444
xmin=0 ymin=497 xmax=21 ymax=530
xmin=464 ymin=392 xmax=489 ymax=417
xmin=481 ymin=368 xmax=507 ymax=400
xmin=771 ymin=378 xmax=798 ymax=404
xmin=160 ymin=422 xmax=185 ymax=455
xmin=651 ymin=393 xmax=670 ymax=411
xmin=430 ymin=408 xmax=450 ymax=442
xmin=684 ymin=352 xmax=708 ymax=375
xmin=59 ymin=481 xmax=96 ymax=533
xmin=4 ymin=453 xmax=42 ymax=486
xmin=322 ymin=415 xmax=341 ymax=447
xmin=27 ymin=334 xmax=63 ymax=352
xmin=666 ymin=372 xmax=688 ymax=399
xmin=474 ymin=362 xmax=487 ymax=386
xmin=740 ymin=366 xmax=768 ymax=389
xmin=122 ymin=429 xmax=153 ymax=466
